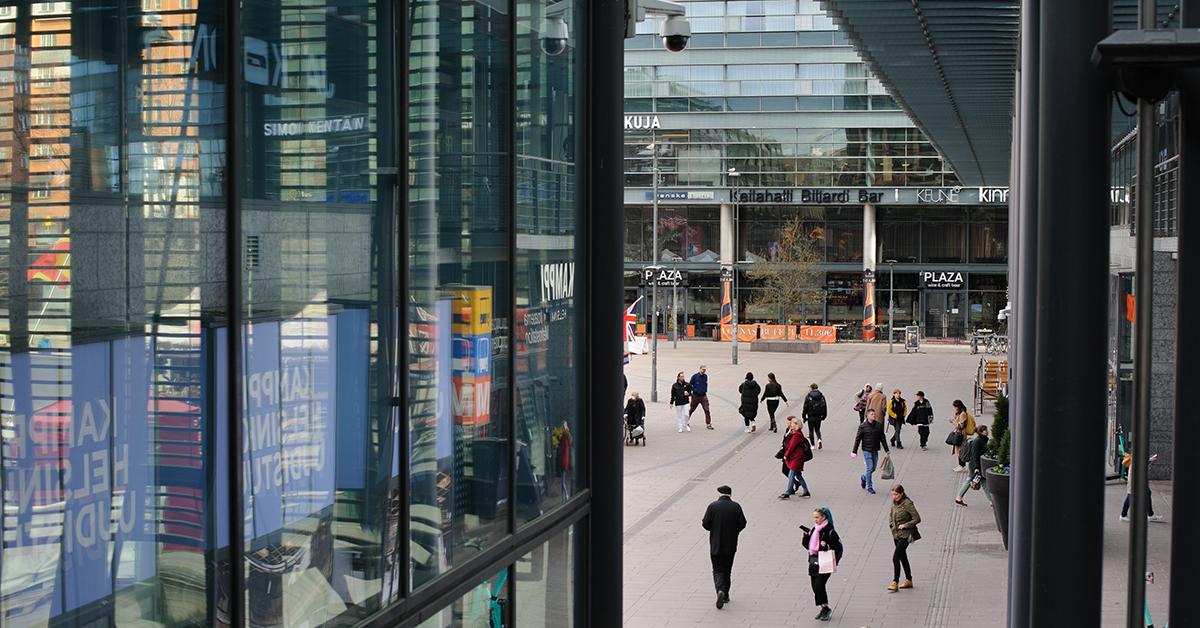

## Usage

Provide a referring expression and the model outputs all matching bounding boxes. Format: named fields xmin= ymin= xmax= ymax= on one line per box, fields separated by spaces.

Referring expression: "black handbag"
xmin=774 ymin=446 xmax=786 ymax=459
xmin=945 ymin=430 xmax=964 ymax=447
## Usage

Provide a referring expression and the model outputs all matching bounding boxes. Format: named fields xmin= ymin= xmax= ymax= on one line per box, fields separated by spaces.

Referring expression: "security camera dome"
xmin=661 ymin=15 xmax=691 ymax=52
xmin=540 ymin=16 xmax=569 ymax=56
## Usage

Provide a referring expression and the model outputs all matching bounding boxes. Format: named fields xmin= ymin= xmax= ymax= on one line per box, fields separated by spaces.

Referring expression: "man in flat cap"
xmin=701 ymin=485 xmax=747 ymax=609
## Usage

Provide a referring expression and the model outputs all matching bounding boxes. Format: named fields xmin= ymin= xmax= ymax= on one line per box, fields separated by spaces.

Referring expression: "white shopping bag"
xmin=818 ymin=549 xmax=837 ymax=574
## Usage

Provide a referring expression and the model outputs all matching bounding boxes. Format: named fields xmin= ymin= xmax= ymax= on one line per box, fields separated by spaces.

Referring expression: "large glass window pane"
xmin=515 ymin=524 xmax=576 ymax=627
xmin=417 ymin=570 xmax=510 ymax=628
xmin=240 ymin=0 xmax=394 ymax=623
xmin=407 ymin=0 xmax=512 ymax=592
xmin=922 ymin=221 xmax=966 ymax=263
xmin=515 ymin=0 xmax=583 ymax=528
xmin=827 ymin=221 xmax=863 ymax=262
xmin=1 ymin=1 xmax=229 ymax=624
xmin=970 ymin=221 xmax=1007 ymax=263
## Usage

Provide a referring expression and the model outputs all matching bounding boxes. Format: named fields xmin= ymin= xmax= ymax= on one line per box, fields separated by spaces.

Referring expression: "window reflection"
xmin=1 ymin=0 xmax=229 ymax=624
xmin=515 ymin=524 xmax=575 ymax=627
xmin=407 ymin=0 xmax=512 ymax=591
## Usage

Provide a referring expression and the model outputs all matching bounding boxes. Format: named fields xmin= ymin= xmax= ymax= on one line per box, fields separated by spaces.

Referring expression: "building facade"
xmin=0 ymin=0 xmax=618 ymax=626
xmin=623 ymin=0 xmax=1009 ymax=341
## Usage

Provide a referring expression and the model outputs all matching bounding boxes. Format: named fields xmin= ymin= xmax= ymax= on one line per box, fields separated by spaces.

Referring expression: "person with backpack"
xmin=802 ymin=383 xmax=828 ymax=449
xmin=761 ymin=373 xmax=789 ymax=433
xmin=887 ymin=388 xmax=907 ymax=449
xmin=906 ymin=391 xmax=934 ymax=449
xmin=853 ymin=384 xmax=872 ymax=423
xmin=779 ymin=417 xmax=813 ymax=499
xmin=738 ymin=372 xmax=762 ymax=434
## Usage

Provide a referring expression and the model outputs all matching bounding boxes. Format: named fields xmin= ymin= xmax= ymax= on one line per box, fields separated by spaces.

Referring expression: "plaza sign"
xmin=919 ymin=271 xmax=965 ymax=289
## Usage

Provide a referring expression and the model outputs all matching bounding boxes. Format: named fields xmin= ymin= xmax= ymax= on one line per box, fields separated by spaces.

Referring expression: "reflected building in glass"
xmin=0 ymin=0 xmax=611 ymax=626
xmin=622 ymin=0 xmax=1010 ymax=341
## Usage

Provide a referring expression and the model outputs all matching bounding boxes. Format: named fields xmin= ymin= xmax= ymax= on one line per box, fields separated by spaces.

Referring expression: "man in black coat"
xmin=701 ymin=485 xmax=746 ymax=609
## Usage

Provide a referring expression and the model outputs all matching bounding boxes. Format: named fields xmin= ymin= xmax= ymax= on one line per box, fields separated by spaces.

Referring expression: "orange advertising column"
xmin=862 ymin=273 xmax=876 ymax=341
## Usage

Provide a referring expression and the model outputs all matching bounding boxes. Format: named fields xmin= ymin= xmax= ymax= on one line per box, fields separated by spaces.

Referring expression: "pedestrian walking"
xmin=854 ymin=384 xmax=872 ymax=423
xmin=701 ymin=485 xmax=746 ymax=610
xmin=906 ymin=391 xmax=933 ymax=449
xmin=1120 ymin=451 xmax=1164 ymax=522
xmin=867 ymin=383 xmax=886 ymax=425
xmin=778 ymin=418 xmax=812 ymax=499
xmin=851 ymin=408 xmax=890 ymax=494
xmin=887 ymin=484 xmax=921 ymax=591
xmin=802 ymin=383 xmax=828 ymax=449
xmin=688 ymin=366 xmax=714 ymax=430
xmin=949 ymin=400 xmax=976 ymax=471
xmin=887 ymin=388 xmax=907 ymax=449
xmin=761 ymin=373 xmax=789 ymax=433
xmin=738 ymin=372 xmax=761 ymax=433
xmin=670 ymin=372 xmax=692 ymax=433
xmin=954 ymin=425 xmax=989 ymax=506
xmin=801 ymin=507 xmax=843 ymax=621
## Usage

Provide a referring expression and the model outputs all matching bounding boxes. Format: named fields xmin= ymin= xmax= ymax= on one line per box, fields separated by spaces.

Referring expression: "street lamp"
xmin=885 ymin=259 xmax=897 ymax=353
xmin=646 ymin=141 xmax=661 ymax=401
xmin=727 ymin=166 xmax=741 ymax=365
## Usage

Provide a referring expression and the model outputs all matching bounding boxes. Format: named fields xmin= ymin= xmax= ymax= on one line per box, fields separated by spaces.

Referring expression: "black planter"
xmin=979 ymin=455 xmax=998 ymax=503
xmin=985 ymin=467 xmax=1009 ymax=550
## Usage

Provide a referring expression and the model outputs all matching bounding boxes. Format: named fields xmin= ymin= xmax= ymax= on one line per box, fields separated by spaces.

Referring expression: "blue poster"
xmin=335 ymin=308 xmax=369 ymax=490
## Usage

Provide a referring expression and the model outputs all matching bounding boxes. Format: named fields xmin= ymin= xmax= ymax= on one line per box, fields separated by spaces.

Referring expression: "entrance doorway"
xmin=923 ymin=291 xmax=965 ymax=339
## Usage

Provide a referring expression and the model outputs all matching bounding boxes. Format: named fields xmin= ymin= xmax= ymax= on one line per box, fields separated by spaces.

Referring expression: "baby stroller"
xmin=625 ymin=414 xmax=646 ymax=446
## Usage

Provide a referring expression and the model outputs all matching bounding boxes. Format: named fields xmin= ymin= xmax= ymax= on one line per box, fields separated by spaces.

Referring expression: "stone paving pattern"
xmin=621 ymin=342 xmax=1172 ymax=627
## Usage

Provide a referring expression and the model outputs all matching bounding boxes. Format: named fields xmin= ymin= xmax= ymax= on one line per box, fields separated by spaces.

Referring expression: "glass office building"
xmin=622 ymin=0 xmax=1009 ymax=340
xmin=0 ymin=0 xmax=616 ymax=626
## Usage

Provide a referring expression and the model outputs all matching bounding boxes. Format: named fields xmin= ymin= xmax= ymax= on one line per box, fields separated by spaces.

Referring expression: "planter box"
xmin=979 ymin=455 xmax=998 ymax=503
xmin=985 ymin=467 xmax=1010 ymax=550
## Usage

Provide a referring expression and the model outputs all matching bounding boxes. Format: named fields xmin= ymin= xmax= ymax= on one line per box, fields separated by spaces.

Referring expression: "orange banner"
xmin=757 ymin=325 xmax=795 ymax=340
xmin=799 ymin=325 xmax=838 ymax=344
xmin=719 ymin=325 xmax=758 ymax=342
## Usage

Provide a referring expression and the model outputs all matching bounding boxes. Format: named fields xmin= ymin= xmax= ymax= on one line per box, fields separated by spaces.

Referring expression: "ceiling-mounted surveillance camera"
xmin=540 ymin=16 xmax=569 ymax=56
xmin=661 ymin=15 xmax=691 ymax=52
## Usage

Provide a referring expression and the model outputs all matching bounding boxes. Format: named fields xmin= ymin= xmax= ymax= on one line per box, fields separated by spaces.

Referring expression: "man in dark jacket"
xmin=688 ymin=366 xmax=714 ymax=429
xmin=851 ymin=409 xmax=890 ymax=494
xmin=906 ymin=391 xmax=934 ymax=449
xmin=701 ymin=485 xmax=746 ymax=609
xmin=802 ymin=383 xmax=828 ymax=449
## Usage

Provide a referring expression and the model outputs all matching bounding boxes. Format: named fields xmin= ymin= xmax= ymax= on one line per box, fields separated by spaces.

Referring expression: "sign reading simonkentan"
xmin=264 ymin=114 xmax=367 ymax=137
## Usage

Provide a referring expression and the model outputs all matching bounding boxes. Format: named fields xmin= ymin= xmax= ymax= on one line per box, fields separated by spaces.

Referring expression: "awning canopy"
xmin=820 ymin=0 xmax=1019 ymax=187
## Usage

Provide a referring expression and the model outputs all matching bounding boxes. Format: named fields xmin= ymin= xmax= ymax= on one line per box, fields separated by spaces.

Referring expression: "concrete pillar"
xmin=862 ymin=203 xmax=877 ymax=340
xmin=720 ymin=202 xmax=734 ymax=264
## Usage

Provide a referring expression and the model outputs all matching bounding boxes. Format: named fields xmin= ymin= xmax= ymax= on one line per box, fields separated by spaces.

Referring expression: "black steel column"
xmin=1028 ymin=0 xmax=1110 ymax=623
xmin=1127 ymin=3 xmax=1157 ymax=625
xmin=1172 ymin=1 xmax=1200 ymax=625
xmin=223 ymin=0 xmax=245 ymax=623
xmin=586 ymin=0 xmax=624 ymax=625
xmin=1007 ymin=1 xmax=1037 ymax=624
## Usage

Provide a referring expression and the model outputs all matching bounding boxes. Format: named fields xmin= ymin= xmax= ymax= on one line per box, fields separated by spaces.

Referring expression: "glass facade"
xmin=0 ymin=0 xmax=597 ymax=626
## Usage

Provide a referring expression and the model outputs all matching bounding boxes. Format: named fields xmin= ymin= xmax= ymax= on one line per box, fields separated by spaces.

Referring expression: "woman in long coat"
xmin=738 ymin=372 xmax=761 ymax=433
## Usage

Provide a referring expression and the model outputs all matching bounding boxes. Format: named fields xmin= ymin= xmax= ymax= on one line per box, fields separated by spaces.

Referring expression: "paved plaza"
xmin=621 ymin=341 xmax=1172 ymax=627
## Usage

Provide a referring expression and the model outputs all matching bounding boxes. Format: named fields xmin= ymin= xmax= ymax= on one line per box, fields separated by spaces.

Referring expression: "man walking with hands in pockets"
xmin=702 ymin=485 xmax=746 ymax=610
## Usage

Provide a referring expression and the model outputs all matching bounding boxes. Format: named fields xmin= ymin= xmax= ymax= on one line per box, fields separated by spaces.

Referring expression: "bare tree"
xmin=745 ymin=217 xmax=825 ymax=323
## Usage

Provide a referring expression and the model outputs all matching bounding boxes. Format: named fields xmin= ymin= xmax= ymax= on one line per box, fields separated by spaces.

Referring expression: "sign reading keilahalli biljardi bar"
xmin=636 ymin=187 xmax=1009 ymax=205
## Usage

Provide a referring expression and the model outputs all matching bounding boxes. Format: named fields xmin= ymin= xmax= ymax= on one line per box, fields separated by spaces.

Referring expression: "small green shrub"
xmin=988 ymin=391 xmax=1008 ymax=458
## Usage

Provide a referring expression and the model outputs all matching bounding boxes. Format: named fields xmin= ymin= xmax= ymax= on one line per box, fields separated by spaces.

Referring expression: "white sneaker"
xmin=1148 ymin=515 xmax=1164 ymax=522
xmin=1120 ymin=515 xmax=1130 ymax=522
xmin=953 ymin=465 xmax=965 ymax=472
xmin=678 ymin=428 xmax=684 ymax=433
xmin=744 ymin=427 xmax=752 ymax=433
xmin=686 ymin=425 xmax=692 ymax=432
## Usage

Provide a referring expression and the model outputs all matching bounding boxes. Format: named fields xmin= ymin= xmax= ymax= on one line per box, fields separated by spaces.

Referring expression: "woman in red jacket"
xmin=779 ymin=417 xmax=812 ymax=499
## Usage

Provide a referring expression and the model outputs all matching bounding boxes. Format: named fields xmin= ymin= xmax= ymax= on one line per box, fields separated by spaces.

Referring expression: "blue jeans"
xmin=784 ymin=468 xmax=809 ymax=495
xmin=861 ymin=450 xmax=878 ymax=491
